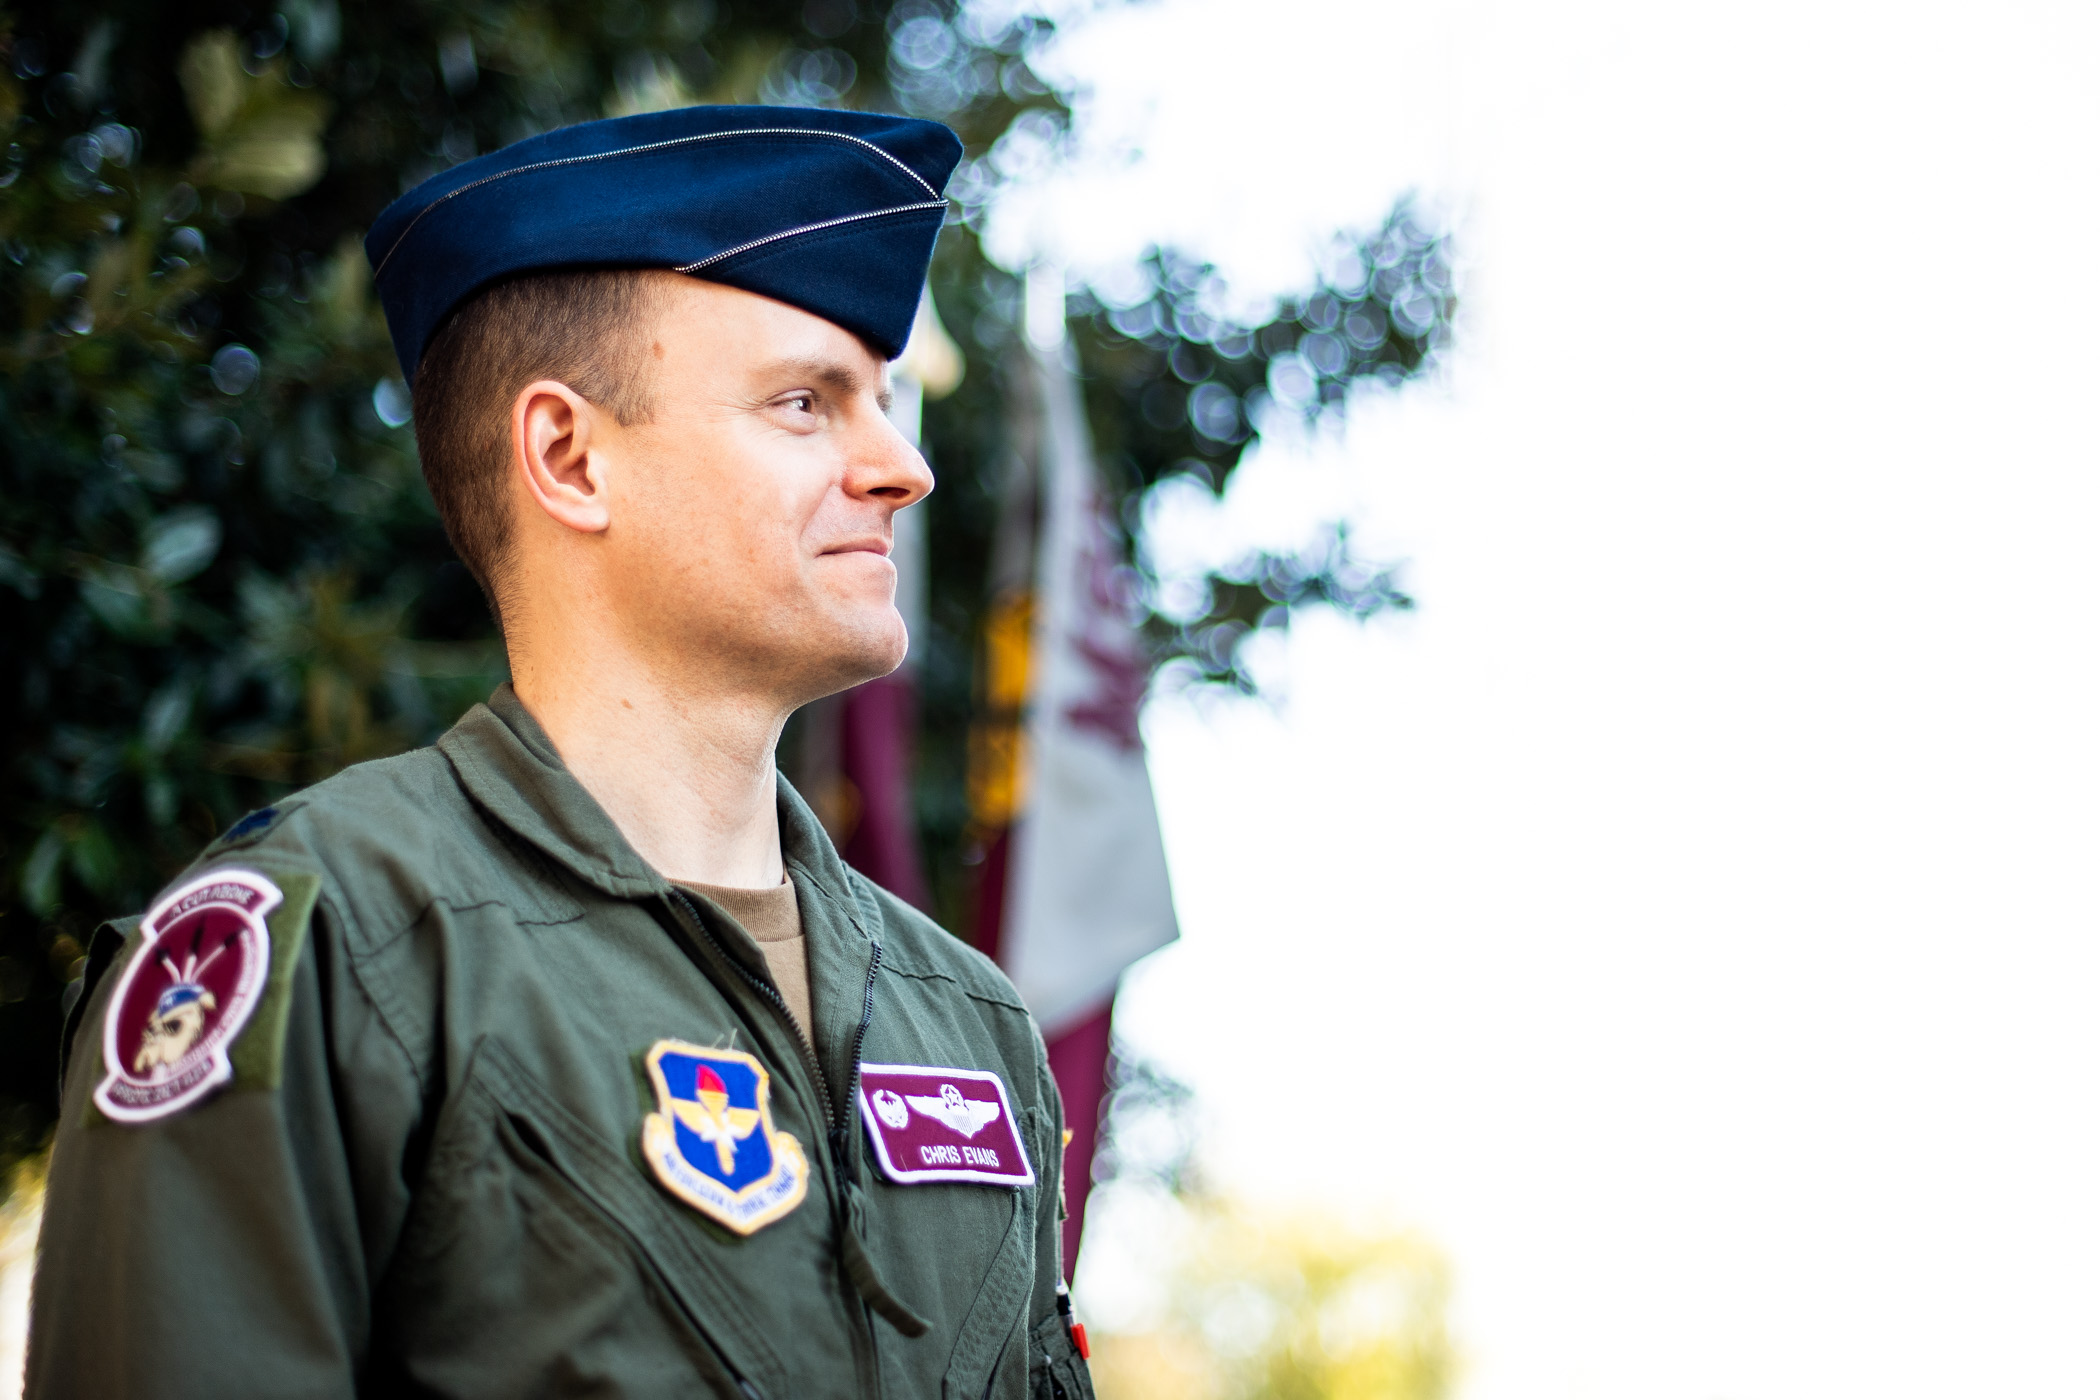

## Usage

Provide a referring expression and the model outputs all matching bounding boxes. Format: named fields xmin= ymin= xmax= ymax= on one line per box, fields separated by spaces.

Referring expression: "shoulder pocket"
xmin=71 ymin=867 xmax=320 ymax=1126
xmin=389 ymin=1038 xmax=786 ymax=1398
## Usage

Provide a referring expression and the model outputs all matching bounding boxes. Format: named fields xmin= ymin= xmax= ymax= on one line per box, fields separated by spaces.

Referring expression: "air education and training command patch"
xmin=642 ymin=1041 xmax=808 ymax=1235
xmin=858 ymin=1063 xmax=1034 ymax=1188
xmin=95 ymin=869 xmax=281 ymax=1124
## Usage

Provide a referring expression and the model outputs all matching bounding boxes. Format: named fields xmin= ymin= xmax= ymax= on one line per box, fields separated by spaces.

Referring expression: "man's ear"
xmin=513 ymin=379 xmax=612 ymax=534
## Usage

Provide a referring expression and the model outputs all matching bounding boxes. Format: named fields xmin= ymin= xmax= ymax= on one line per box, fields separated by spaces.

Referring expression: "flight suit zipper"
xmin=664 ymin=891 xmax=925 ymax=1349
xmin=665 ymin=887 xmax=846 ymax=1135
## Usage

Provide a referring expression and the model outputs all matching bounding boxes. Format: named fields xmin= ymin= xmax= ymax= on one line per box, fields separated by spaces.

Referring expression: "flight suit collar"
xmin=437 ymin=683 xmax=872 ymax=936
xmin=438 ymin=685 xmax=884 ymax=1140
xmin=438 ymin=684 xmax=664 ymax=901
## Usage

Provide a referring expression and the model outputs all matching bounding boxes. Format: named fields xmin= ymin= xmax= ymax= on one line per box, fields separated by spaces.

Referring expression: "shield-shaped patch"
xmin=641 ymin=1040 xmax=808 ymax=1235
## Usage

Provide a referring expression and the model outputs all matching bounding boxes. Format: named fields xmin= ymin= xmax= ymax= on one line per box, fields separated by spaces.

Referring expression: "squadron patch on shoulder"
xmin=96 ymin=869 xmax=281 ymax=1124
xmin=858 ymin=1063 xmax=1034 ymax=1188
xmin=641 ymin=1040 xmax=808 ymax=1235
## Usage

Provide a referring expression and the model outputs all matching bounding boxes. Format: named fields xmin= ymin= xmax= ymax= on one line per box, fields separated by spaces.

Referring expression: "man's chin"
xmin=799 ymin=613 xmax=910 ymax=698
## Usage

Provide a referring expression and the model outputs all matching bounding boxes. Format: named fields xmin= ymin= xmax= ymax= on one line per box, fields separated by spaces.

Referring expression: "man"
xmin=26 ymin=105 xmax=1096 ymax=1400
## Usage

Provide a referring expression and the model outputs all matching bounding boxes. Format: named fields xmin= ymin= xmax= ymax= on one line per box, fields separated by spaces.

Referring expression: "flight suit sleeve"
xmin=1028 ymin=1030 xmax=1096 ymax=1400
xmin=24 ymin=877 xmax=406 ymax=1399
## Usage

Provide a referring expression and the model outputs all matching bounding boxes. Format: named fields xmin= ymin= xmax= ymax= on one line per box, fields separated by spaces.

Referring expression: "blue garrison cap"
xmin=365 ymin=105 xmax=962 ymax=382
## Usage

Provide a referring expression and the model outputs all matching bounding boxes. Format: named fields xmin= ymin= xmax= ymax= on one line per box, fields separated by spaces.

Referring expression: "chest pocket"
xmin=864 ymin=1102 xmax=1045 ymax=1400
xmin=947 ymin=1185 xmax=1037 ymax=1400
xmin=384 ymin=1038 xmax=788 ymax=1399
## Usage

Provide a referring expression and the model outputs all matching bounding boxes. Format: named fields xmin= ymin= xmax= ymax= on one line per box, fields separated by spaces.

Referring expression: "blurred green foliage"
xmin=1064 ymin=222 xmax=1448 ymax=687
xmin=0 ymin=0 xmax=1450 ymax=1178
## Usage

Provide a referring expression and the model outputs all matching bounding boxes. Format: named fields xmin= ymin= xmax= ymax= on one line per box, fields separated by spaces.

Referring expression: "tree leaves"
xmin=178 ymin=31 xmax=329 ymax=200
xmin=139 ymin=506 xmax=221 ymax=583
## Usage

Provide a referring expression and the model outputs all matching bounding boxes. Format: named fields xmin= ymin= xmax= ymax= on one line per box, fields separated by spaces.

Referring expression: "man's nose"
xmin=849 ymin=413 xmax=936 ymax=509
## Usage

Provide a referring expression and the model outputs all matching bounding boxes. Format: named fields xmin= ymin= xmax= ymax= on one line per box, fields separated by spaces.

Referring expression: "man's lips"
xmin=818 ymin=536 xmax=892 ymax=558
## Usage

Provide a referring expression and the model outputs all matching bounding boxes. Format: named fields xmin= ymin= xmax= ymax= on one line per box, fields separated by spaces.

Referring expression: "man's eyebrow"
xmin=759 ymin=355 xmax=888 ymax=407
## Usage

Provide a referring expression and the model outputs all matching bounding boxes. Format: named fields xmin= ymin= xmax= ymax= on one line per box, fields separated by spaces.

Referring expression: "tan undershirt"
xmin=675 ymin=877 xmax=811 ymax=1039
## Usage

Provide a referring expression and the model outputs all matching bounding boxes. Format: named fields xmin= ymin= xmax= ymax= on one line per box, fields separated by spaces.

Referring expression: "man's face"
xmin=594 ymin=274 xmax=933 ymax=703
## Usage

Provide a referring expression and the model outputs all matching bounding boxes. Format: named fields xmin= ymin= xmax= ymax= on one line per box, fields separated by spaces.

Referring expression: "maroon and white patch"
xmin=857 ymin=1062 xmax=1034 ymax=1188
xmin=95 ymin=869 xmax=280 ymax=1124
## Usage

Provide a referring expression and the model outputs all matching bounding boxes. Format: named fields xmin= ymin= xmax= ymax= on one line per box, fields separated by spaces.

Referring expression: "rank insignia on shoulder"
xmin=642 ymin=1041 xmax=808 ymax=1235
xmin=217 ymin=806 xmax=280 ymax=846
xmin=96 ymin=869 xmax=281 ymax=1124
xmin=858 ymin=1063 xmax=1034 ymax=1188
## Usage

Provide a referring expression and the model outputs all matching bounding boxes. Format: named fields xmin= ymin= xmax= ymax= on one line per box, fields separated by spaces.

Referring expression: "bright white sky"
xmin=992 ymin=1 xmax=2100 ymax=1397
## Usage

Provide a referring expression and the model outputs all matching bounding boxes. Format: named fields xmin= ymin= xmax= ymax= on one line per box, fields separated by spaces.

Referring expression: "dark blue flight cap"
xmin=365 ymin=105 xmax=963 ymax=382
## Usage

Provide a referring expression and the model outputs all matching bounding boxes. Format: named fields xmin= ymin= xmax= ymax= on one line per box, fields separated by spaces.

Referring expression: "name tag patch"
xmin=857 ymin=1063 xmax=1034 ymax=1188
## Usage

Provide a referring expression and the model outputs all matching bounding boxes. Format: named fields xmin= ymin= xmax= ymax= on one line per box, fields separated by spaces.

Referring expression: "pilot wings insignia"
xmin=905 ymin=1083 xmax=1003 ymax=1138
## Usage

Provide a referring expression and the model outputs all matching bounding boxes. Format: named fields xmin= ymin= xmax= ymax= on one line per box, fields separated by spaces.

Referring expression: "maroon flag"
xmin=971 ymin=278 xmax=1180 ymax=1275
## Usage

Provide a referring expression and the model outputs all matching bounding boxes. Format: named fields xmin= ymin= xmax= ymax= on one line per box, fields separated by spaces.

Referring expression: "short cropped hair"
xmin=411 ymin=270 xmax=662 ymax=619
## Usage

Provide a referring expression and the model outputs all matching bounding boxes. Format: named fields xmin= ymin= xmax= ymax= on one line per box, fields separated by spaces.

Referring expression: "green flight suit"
xmin=26 ymin=686 xmax=1096 ymax=1400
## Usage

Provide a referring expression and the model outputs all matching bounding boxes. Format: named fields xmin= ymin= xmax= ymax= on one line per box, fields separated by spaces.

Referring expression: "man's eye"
xmin=784 ymin=394 xmax=814 ymax=413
